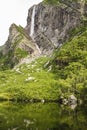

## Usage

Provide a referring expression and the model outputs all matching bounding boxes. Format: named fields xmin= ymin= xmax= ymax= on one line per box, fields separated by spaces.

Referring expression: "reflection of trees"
xmin=56 ymin=104 xmax=87 ymax=130
xmin=0 ymin=103 xmax=86 ymax=130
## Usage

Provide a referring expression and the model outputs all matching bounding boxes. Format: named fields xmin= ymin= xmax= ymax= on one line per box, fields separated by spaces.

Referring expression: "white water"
xmin=30 ymin=5 xmax=41 ymax=54
xmin=30 ymin=6 xmax=36 ymax=38
xmin=35 ymin=44 xmax=41 ymax=54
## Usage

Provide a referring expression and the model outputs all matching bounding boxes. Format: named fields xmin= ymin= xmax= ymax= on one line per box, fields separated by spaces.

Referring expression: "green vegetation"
xmin=15 ymin=48 xmax=28 ymax=60
xmin=0 ymin=102 xmax=87 ymax=130
xmin=43 ymin=0 xmax=86 ymax=5
xmin=0 ymin=56 xmax=59 ymax=101
xmin=50 ymin=29 xmax=87 ymax=100
xmin=0 ymin=27 xmax=87 ymax=101
xmin=0 ymin=25 xmax=29 ymax=70
xmin=43 ymin=0 xmax=59 ymax=4
xmin=0 ymin=47 xmax=28 ymax=70
xmin=0 ymin=50 xmax=16 ymax=70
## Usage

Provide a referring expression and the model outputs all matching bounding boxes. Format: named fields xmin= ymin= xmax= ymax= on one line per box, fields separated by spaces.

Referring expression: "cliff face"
xmin=1 ymin=0 xmax=87 ymax=69
xmin=3 ymin=24 xmax=40 ymax=56
xmin=25 ymin=1 xmax=87 ymax=54
xmin=0 ymin=24 xmax=40 ymax=69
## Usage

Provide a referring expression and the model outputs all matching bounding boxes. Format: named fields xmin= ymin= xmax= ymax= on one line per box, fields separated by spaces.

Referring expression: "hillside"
xmin=0 ymin=0 xmax=87 ymax=103
xmin=0 ymin=27 xmax=87 ymax=102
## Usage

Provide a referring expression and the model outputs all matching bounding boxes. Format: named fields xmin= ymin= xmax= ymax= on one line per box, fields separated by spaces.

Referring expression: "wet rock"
xmin=70 ymin=104 xmax=77 ymax=110
xmin=24 ymin=119 xmax=34 ymax=127
xmin=41 ymin=99 xmax=45 ymax=103
xmin=68 ymin=95 xmax=77 ymax=105
xmin=62 ymin=98 xmax=68 ymax=105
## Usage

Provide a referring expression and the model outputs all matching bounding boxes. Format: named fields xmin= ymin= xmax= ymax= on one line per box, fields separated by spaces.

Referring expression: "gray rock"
xmin=0 ymin=24 xmax=40 ymax=67
xmin=68 ymin=95 xmax=77 ymax=105
xmin=63 ymin=98 xmax=68 ymax=105
xmin=25 ymin=1 xmax=86 ymax=54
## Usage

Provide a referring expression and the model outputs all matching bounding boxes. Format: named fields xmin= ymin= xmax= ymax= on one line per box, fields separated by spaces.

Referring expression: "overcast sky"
xmin=0 ymin=0 xmax=42 ymax=46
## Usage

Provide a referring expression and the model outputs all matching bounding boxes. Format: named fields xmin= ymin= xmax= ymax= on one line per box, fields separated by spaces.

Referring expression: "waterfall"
xmin=30 ymin=5 xmax=41 ymax=54
xmin=80 ymin=0 xmax=85 ymax=15
xmin=35 ymin=44 xmax=41 ymax=54
xmin=30 ymin=5 xmax=36 ymax=38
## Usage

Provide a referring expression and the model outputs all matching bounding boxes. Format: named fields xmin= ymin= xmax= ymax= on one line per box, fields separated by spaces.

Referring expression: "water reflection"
xmin=70 ymin=104 xmax=77 ymax=110
xmin=0 ymin=102 xmax=87 ymax=130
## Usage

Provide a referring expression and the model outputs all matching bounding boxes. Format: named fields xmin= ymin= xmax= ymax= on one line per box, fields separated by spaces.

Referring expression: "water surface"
xmin=0 ymin=102 xmax=87 ymax=130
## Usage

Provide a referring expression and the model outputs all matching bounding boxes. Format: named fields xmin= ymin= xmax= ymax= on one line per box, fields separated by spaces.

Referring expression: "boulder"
xmin=68 ymin=95 xmax=77 ymax=105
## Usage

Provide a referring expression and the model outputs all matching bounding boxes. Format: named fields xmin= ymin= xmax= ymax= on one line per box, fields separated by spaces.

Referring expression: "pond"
xmin=0 ymin=102 xmax=87 ymax=130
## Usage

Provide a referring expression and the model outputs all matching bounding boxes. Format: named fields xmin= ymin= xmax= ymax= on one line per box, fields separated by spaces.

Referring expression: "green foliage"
xmin=15 ymin=48 xmax=28 ymax=59
xmin=0 ymin=102 xmax=86 ymax=130
xmin=43 ymin=0 xmax=86 ymax=5
xmin=0 ymin=25 xmax=30 ymax=70
xmin=0 ymin=56 xmax=60 ymax=101
xmin=49 ymin=28 xmax=87 ymax=99
xmin=1 ymin=26 xmax=87 ymax=101
xmin=0 ymin=50 xmax=16 ymax=70
xmin=43 ymin=0 xmax=59 ymax=5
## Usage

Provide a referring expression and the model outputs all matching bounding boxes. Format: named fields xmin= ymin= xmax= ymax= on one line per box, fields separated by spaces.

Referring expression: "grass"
xmin=0 ymin=56 xmax=60 ymax=101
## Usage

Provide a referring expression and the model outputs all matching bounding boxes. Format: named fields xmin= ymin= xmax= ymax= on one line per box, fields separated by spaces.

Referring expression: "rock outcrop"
xmin=3 ymin=24 xmax=40 ymax=56
xmin=0 ymin=24 xmax=40 ymax=68
xmin=25 ymin=1 xmax=87 ymax=54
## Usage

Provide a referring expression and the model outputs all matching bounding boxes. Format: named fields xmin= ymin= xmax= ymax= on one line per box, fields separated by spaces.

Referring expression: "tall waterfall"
xmin=30 ymin=5 xmax=41 ymax=54
xmin=30 ymin=5 xmax=36 ymax=38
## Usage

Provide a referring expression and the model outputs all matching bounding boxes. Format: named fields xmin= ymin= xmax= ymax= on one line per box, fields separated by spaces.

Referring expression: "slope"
xmin=0 ymin=26 xmax=87 ymax=102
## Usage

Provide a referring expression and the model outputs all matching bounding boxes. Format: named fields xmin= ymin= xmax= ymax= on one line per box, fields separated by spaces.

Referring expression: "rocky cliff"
xmin=3 ymin=24 xmax=39 ymax=55
xmin=0 ymin=24 xmax=40 ymax=69
xmin=25 ymin=0 xmax=87 ymax=54
xmin=1 ymin=0 xmax=87 ymax=69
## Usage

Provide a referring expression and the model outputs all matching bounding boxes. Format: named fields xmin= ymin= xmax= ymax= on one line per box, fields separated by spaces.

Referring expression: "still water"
xmin=0 ymin=102 xmax=87 ymax=130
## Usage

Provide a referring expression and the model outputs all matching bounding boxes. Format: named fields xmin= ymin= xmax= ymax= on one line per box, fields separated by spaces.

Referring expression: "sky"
xmin=0 ymin=0 xmax=42 ymax=46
